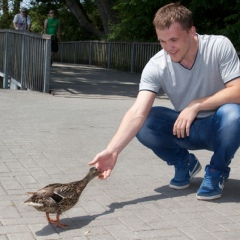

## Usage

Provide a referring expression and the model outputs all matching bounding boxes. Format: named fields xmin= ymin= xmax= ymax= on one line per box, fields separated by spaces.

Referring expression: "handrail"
xmin=54 ymin=41 xmax=162 ymax=73
xmin=55 ymin=41 xmax=240 ymax=74
xmin=0 ymin=29 xmax=52 ymax=93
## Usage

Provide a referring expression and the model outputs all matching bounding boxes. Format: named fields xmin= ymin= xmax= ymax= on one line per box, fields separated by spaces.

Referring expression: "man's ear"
xmin=189 ymin=26 xmax=196 ymax=37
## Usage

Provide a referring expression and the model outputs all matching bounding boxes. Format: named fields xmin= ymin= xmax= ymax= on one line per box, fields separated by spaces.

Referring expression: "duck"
xmin=24 ymin=167 xmax=100 ymax=228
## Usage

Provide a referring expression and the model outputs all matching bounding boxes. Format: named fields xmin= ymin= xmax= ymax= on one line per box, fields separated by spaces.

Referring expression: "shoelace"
xmin=201 ymin=175 xmax=215 ymax=190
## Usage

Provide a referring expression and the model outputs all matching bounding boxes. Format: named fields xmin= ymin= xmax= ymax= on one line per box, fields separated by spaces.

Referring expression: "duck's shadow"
xmin=36 ymin=177 xmax=240 ymax=236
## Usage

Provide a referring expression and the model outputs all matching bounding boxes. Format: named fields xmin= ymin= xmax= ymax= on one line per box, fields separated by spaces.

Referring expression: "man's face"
xmin=21 ymin=11 xmax=26 ymax=16
xmin=156 ymin=22 xmax=195 ymax=63
xmin=49 ymin=11 xmax=55 ymax=18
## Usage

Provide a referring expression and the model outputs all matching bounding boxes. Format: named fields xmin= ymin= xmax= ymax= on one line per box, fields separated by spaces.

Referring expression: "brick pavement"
xmin=0 ymin=63 xmax=240 ymax=240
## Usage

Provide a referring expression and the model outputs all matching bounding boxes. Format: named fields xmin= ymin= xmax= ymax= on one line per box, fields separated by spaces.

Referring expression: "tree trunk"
xmin=2 ymin=0 xmax=9 ymax=28
xmin=94 ymin=0 xmax=116 ymax=34
xmin=65 ymin=0 xmax=106 ymax=39
xmin=13 ymin=0 xmax=21 ymax=14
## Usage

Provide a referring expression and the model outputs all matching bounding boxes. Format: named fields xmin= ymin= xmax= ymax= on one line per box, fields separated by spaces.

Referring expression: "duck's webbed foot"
xmin=46 ymin=213 xmax=69 ymax=228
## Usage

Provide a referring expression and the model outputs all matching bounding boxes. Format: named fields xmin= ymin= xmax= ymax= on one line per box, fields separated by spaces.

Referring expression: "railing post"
xmin=89 ymin=41 xmax=93 ymax=65
xmin=20 ymin=34 xmax=26 ymax=89
xmin=60 ymin=42 xmax=63 ymax=63
xmin=43 ymin=38 xmax=51 ymax=93
xmin=107 ymin=42 xmax=112 ymax=69
xmin=3 ymin=32 xmax=9 ymax=89
xmin=74 ymin=42 xmax=77 ymax=64
xmin=130 ymin=42 xmax=136 ymax=73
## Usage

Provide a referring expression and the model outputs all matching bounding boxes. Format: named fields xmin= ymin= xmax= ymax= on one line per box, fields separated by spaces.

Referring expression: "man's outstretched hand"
xmin=88 ymin=148 xmax=118 ymax=179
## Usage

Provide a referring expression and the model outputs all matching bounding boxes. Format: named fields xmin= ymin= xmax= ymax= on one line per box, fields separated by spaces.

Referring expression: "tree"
xmin=2 ymin=0 xmax=240 ymax=49
xmin=65 ymin=0 xmax=117 ymax=39
xmin=108 ymin=0 xmax=169 ymax=42
xmin=65 ymin=0 xmax=106 ymax=39
xmin=13 ymin=0 xmax=21 ymax=14
xmin=94 ymin=0 xmax=116 ymax=34
xmin=188 ymin=0 xmax=240 ymax=50
xmin=29 ymin=0 xmax=102 ymax=40
xmin=0 ymin=0 xmax=10 ymax=28
xmin=31 ymin=0 xmax=116 ymax=39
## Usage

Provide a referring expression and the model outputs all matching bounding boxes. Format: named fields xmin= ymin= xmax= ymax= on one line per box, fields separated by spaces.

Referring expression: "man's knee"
xmin=136 ymin=107 xmax=175 ymax=147
xmin=217 ymin=104 xmax=240 ymax=124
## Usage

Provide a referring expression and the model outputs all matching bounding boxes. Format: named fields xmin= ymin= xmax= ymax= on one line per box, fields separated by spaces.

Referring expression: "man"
xmin=13 ymin=7 xmax=31 ymax=31
xmin=89 ymin=3 xmax=240 ymax=200
xmin=44 ymin=9 xmax=60 ymax=65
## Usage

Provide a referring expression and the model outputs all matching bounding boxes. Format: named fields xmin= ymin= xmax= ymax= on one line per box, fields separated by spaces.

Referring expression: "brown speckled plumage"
xmin=24 ymin=167 xmax=100 ymax=227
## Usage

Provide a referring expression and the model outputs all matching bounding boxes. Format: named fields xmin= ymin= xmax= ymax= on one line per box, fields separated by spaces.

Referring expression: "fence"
xmin=0 ymin=29 xmax=52 ymax=93
xmin=55 ymin=41 xmax=162 ymax=73
xmin=2 ymin=35 xmax=239 ymax=93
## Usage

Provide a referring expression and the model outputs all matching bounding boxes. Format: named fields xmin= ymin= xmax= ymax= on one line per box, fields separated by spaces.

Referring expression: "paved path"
xmin=0 ymin=63 xmax=240 ymax=240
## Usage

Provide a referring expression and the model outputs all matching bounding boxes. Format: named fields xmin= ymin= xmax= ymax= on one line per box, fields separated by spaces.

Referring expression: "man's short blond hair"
xmin=153 ymin=2 xmax=193 ymax=31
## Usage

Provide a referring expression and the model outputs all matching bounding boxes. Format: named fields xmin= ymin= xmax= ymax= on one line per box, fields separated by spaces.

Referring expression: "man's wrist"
xmin=107 ymin=146 xmax=120 ymax=155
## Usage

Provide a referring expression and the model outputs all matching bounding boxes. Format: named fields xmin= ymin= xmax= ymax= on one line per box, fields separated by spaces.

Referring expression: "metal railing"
xmin=55 ymin=41 xmax=240 ymax=74
xmin=2 ymin=34 xmax=239 ymax=93
xmin=55 ymin=41 xmax=162 ymax=73
xmin=0 ymin=29 xmax=52 ymax=93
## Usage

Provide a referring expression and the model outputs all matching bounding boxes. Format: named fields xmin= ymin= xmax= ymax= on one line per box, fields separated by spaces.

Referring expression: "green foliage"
xmin=29 ymin=0 xmax=99 ymax=40
xmin=0 ymin=0 xmax=12 ymax=29
xmin=1 ymin=0 xmax=240 ymax=49
xmin=108 ymin=0 xmax=240 ymax=50
xmin=0 ymin=13 xmax=13 ymax=29
xmin=108 ymin=0 xmax=170 ymax=42
xmin=189 ymin=0 xmax=240 ymax=50
xmin=81 ymin=0 xmax=104 ymax=33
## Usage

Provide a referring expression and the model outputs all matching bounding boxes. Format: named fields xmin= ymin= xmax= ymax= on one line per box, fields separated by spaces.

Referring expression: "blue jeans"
xmin=136 ymin=104 xmax=240 ymax=177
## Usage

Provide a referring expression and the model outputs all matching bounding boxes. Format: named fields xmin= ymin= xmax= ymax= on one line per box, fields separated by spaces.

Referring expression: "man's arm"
xmin=13 ymin=22 xmax=18 ymax=30
xmin=13 ymin=15 xmax=18 ymax=30
xmin=89 ymin=90 xmax=156 ymax=179
xmin=26 ymin=16 xmax=31 ymax=31
xmin=43 ymin=19 xmax=48 ymax=34
xmin=192 ymin=78 xmax=240 ymax=110
xmin=107 ymin=90 xmax=156 ymax=152
xmin=57 ymin=20 xmax=61 ymax=39
xmin=173 ymin=78 xmax=240 ymax=138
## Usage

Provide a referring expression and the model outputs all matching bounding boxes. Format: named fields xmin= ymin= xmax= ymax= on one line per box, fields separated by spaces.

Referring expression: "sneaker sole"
xmin=169 ymin=161 xmax=202 ymax=190
xmin=196 ymin=193 xmax=222 ymax=200
xmin=169 ymin=183 xmax=190 ymax=190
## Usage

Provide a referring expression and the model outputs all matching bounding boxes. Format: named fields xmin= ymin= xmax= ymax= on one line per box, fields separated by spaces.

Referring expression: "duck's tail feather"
xmin=24 ymin=201 xmax=44 ymax=207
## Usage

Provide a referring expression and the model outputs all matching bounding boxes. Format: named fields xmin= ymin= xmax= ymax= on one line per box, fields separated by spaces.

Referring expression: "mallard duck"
xmin=24 ymin=167 xmax=100 ymax=228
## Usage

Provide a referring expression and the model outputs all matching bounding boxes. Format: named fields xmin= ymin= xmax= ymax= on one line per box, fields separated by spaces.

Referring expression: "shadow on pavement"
xmin=35 ymin=177 xmax=240 ymax=236
xmin=49 ymin=63 xmax=167 ymax=99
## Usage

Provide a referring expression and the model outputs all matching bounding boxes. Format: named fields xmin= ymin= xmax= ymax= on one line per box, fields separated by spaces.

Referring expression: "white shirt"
xmin=13 ymin=13 xmax=31 ymax=31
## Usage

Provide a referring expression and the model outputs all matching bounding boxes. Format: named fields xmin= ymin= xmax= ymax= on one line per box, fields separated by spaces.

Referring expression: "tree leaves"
xmin=1 ymin=0 xmax=240 ymax=49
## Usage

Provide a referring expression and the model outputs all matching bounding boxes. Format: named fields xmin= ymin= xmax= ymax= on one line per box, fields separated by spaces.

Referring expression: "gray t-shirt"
xmin=13 ymin=13 xmax=31 ymax=31
xmin=139 ymin=34 xmax=240 ymax=118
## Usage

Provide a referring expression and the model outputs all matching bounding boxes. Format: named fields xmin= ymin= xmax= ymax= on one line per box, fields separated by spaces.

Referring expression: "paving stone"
xmin=0 ymin=64 xmax=240 ymax=240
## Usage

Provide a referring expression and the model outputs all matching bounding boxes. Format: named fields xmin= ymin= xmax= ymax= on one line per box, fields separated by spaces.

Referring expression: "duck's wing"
xmin=25 ymin=183 xmax=65 ymax=205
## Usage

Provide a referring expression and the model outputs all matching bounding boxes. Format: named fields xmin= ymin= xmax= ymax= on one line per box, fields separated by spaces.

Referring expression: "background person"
xmin=13 ymin=7 xmax=31 ymax=31
xmin=44 ymin=9 xmax=60 ymax=65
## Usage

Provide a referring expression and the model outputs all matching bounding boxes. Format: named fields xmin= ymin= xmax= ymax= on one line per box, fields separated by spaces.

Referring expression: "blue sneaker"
xmin=196 ymin=166 xmax=224 ymax=200
xmin=169 ymin=154 xmax=202 ymax=189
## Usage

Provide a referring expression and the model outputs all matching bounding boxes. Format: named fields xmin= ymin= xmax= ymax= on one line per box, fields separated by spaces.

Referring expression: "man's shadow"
xmin=35 ymin=177 xmax=240 ymax=236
